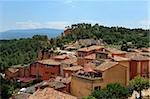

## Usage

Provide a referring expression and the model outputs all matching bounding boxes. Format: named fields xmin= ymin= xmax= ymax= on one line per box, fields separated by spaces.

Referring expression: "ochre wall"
xmin=101 ymin=64 xmax=127 ymax=87
xmin=71 ymin=76 xmax=102 ymax=99
xmin=71 ymin=64 xmax=127 ymax=98
xmin=118 ymin=61 xmax=130 ymax=85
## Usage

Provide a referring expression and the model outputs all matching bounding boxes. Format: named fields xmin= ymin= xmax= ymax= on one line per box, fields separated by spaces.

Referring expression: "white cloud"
xmin=16 ymin=21 xmax=41 ymax=29
xmin=15 ymin=21 xmax=71 ymax=29
xmin=14 ymin=19 xmax=150 ymax=30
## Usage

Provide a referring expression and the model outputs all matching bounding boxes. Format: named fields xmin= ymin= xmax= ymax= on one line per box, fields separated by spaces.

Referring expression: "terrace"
xmin=74 ymin=66 xmax=103 ymax=81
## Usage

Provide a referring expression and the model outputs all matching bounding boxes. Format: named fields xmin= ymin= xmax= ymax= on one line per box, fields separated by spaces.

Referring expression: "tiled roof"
xmin=38 ymin=81 xmax=66 ymax=89
xmin=38 ymin=59 xmax=61 ymax=65
xmin=125 ymin=53 xmax=150 ymax=61
xmin=7 ymin=68 xmax=19 ymax=73
xmin=106 ymin=48 xmax=126 ymax=54
xmin=49 ymin=81 xmax=66 ymax=89
xmin=65 ymin=46 xmax=77 ymax=50
xmin=63 ymin=66 xmax=83 ymax=71
xmin=29 ymin=87 xmax=77 ymax=99
xmin=61 ymin=58 xmax=77 ymax=64
xmin=13 ymin=93 xmax=31 ymax=99
xmin=95 ymin=61 xmax=120 ymax=72
xmin=84 ymin=54 xmax=96 ymax=60
xmin=78 ymin=45 xmax=104 ymax=52
xmin=113 ymin=56 xmax=130 ymax=61
xmin=53 ymin=55 xmax=68 ymax=60
xmin=142 ymin=48 xmax=150 ymax=52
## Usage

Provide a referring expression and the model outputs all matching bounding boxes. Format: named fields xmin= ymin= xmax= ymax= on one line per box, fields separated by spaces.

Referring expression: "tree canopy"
xmin=60 ymin=23 xmax=149 ymax=49
xmin=0 ymin=35 xmax=48 ymax=72
xmin=129 ymin=76 xmax=150 ymax=99
xmin=86 ymin=83 xmax=130 ymax=99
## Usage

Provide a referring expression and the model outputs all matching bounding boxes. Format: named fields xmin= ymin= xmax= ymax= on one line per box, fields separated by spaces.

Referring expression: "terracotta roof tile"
xmin=84 ymin=54 xmax=96 ymax=60
xmin=38 ymin=59 xmax=61 ymax=65
xmin=95 ymin=61 xmax=119 ymax=72
xmin=78 ymin=45 xmax=104 ymax=52
xmin=106 ymin=48 xmax=126 ymax=54
xmin=61 ymin=58 xmax=77 ymax=64
xmin=53 ymin=55 xmax=69 ymax=60
xmin=29 ymin=87 xmax=77 ymax=99
xmin=142 ymin=48 xmax=150 ymax=52
xmin=125 ymin=53 xmax=150 ymax=61
xmin=8 ymin=68 xmax=19 ymax=73
xmin=63 ymin=66 xmax=83 ymax=71
xmin=14 ymin=93 xmax=31 ymax=99
xmin=50 ymin=81 xmax=65 ymax=89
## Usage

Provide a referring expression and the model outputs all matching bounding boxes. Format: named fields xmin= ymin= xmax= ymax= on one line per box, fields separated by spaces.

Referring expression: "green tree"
xmin=0 ymin=76 xmax=15 ymax=99
xmin=89 ymin=83 xmax=130 ymax=99
xmin=129 ymin=76 xmax=150 ymax=99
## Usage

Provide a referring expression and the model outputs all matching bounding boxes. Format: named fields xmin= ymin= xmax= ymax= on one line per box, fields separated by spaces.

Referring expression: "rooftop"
xmin=7 ymin=68 xmax=19 ymax=73
xmin=38 ymin=59 xmax=61 ymax=65
xmin=125 ymin=53 xmax=150 ymax=61
xmin=61 ymin=58 xmax=77 ymax=65
xmin=142 ymin=48 xmax=150 ymax=52
xmin=106 ymin=48 xmax=127 ymax=54
xmin=38 ymin=81 xmax=66 ymax=89
xmin=113 ymin=56 xmax=130 ymax=62
xmin=95 ymin=61 xmax=119 ymax=72
xmin=78 ymin=45 xmax=104 ymax=52
xmin=84 ymin=54 xmax=96 ymax=60
xmin=29 ymin=87 xmax=77 ymax=99
xmin=74 ymin=74 xmax=103 ymax=81
xmin=13 ymin=93 xmax=31 ymax=99
xmin=53 ymin=55 xmax=69 ymax=60
xmin=63 ymin=66 xmax=83 ymax=71
xmin=74 ymin=70 xmax=102 ymax=81
xmin=74 ymin=66 xmax=103 ymax=81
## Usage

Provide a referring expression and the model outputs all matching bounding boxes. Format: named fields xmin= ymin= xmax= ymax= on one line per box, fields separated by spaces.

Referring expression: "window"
xmin=94 ymin=86 xmax=101 ymax=90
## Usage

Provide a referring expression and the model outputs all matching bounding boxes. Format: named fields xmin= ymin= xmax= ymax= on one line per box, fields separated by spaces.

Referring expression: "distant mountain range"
xmin=0 ymin=28 xmax=63 ymax=40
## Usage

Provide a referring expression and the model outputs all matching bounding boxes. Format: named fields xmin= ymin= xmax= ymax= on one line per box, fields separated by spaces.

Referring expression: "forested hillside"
xmin=0 ymin=23 xmax=149 ymax=72
xmin=54 ymin=23 xmax=149 ymax=49
xmin=0 ymin=35 xmax=49 ymax=72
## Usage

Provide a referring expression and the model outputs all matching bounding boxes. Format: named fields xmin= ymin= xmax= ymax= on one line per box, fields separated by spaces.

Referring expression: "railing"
xmin=75 ymin=74 xmax=103 ymax=80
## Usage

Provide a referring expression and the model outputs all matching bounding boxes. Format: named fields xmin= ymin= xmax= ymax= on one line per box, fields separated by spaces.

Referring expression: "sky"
xmin=0 ymin=0 xmax=149 ymax=31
